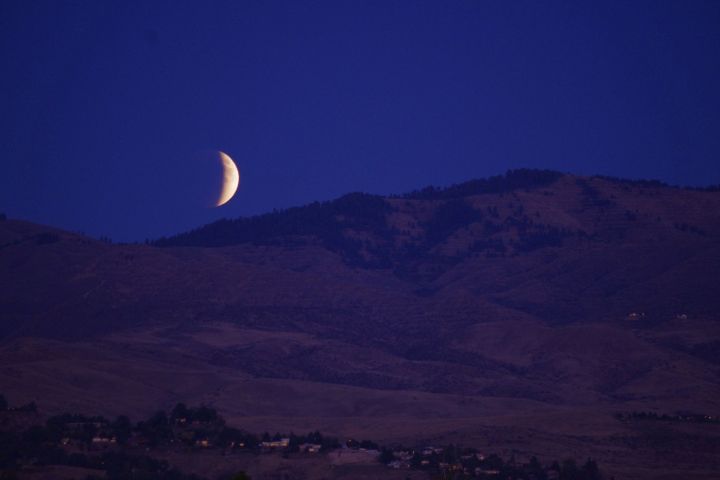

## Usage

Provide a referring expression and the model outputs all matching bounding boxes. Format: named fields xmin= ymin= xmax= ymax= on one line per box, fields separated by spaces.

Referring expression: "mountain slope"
xmin=2 ymin=170 xmax=720 ymax=479
xmin=1 ymin=170 xmax=719 ymax=398
xmin=153 ymin=169 xmax=720 ymax=322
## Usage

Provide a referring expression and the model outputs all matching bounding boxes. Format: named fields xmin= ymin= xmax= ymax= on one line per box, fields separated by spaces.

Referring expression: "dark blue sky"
xmin=2 ymin=1 xmax=719 ymax=241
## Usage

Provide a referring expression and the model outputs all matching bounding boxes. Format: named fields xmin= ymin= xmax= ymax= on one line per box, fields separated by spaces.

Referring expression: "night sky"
xmin=2 ymin=1 xmax=719 ymax=242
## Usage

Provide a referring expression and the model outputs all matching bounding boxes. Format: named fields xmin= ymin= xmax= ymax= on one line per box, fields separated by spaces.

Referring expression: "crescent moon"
xmin=216 ymin=151 xmax=240 ymax=207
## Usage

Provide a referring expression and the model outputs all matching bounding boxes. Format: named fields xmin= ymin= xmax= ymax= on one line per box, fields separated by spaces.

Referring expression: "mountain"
xmin=1 ymin=170 xmax=720 ymax=479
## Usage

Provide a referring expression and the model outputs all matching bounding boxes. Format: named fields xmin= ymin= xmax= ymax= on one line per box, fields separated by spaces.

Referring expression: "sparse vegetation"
xmin=423 ymin=199 xmax=483 ymax=246
xmin=377 ymin=443 xmax=604 ymax=480
xmin=153 ymin=192 xmax=395 ymax=267
xmin=401 ymin=169 xmax=564 ymax=199
xmin=673 ymin=222 xmax=706 ymax=236
xmin=151 ymin=170 xmax=573 ymax=271
xmin=0 ymin=398 xmax=605 ymax=480
xmin=35 ymin=232 xmax=59 ymax=245
xmin=591 ymin=175 xmax=670 ymax=189
xmin=576 ymin=178 xmax=614 ymax=208
xmin=616 ymin=411 xmax=719 ymax=424
xmin=148 ymin=169 xmax=717 ymax=287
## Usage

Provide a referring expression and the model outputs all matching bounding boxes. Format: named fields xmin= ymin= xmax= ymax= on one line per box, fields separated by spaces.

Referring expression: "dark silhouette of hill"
xmin=3 ymin=169 xmax=720 ymax=337
xmin=152 ymin=168 xmax=717 ymax=257
xmin=152 ymin=169 xmax=566 ymax=262
xmin=148 ymin=169 xmax=720 ymax=322
xmin=2 ymin=170 xmax=720 ymax=479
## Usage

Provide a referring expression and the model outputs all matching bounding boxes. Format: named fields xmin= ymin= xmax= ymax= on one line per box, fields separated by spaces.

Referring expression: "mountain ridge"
xmin=2 ymin=170 xmax=720 ymax=479
xmin=152 ymin=169 xmax=719 ymax=252
xmin=3 ymin=169 xmax=720 ymax=342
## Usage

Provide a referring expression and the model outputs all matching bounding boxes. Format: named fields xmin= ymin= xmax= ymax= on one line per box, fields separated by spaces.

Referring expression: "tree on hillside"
xmin=526 ymin=456 xmax=547 ymax=479
xmin=170 ymin=403 xmax=189 ymax=421
xmin=379 ymin=448 xmax=394 ymax=464
xmin=136 ymin=411 xmax=172 ymax=446
xmin=560 ymin=459 xmax=580 ymax=480
xmin=16 ymin=402 xmax=37 ymax=413
xmin=581 ymin=459 xmax=602 ymax=480
xmin=111 ymin=415 xmax=132 ymax=445
xmin=424 ymin=199 xmax=483 ymax=246
xmin=193 ymin=404 xmax=219 ymax=424
xmin=0 ymin=394 xmax=7 ymax=410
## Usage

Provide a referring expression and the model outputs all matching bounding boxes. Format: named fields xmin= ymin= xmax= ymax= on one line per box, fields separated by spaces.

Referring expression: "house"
xmin=195 ymin=438 xmax=211 ymax=448
xmin=393 ymin=450 xmax=414 ymax=461
xmin=261 ymin=438 xmax=290 ymax=449
xmin=422 ymin=446 xmax=444 ymax=456
xmin=91 ymin=435 xmax=117 ymax=445
xmin=475 ymin=468 xmax=500 ymax=476
xmin=299 ymin=443 xmax=322 ymax=453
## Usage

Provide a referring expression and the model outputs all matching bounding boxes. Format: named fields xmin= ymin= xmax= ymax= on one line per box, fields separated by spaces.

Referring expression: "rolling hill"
xmin=1 ymin=169 xmax=720 ymax=479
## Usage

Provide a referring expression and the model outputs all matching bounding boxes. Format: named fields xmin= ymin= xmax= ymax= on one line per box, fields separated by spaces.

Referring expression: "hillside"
xmin=153 ymin=169 xmax=720 ymax=321
xmin=1 ymin=170 xmax=720 ymax=479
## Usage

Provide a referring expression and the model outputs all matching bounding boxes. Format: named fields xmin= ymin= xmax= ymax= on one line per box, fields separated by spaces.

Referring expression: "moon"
xmin=216 ymin=151 xmax=240 ymax=207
